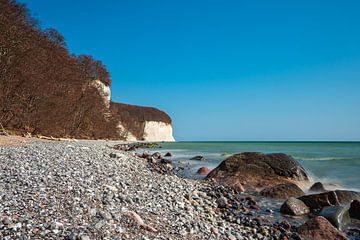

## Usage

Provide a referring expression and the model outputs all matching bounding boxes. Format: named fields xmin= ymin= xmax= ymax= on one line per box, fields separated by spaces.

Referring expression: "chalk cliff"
xmin=110 ymin=102 xmax=175 ymax=141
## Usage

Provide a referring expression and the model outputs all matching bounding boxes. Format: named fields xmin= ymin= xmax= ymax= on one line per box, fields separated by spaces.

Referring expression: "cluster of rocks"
xmin=112 ymin=142 xmax=160 ymax=152
xmin=136 ymin=151 xmax=176 ymax=175
xmin=204 ymin=152 xmax=360 ymax=239
xmin=280 ymin=183 xmax=360 ymax=239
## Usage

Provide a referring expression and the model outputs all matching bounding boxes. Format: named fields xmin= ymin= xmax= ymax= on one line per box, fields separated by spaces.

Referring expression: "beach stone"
xmin=298 ymin=191 xmax=340 ymax=210
xmin=349 ymin=199 xmax=360 ymax=220
xmin=309 ymin=182 xmax=326 ymax=192
xmin=206 ymin=152 xmax=309 ymax=191
xmin=140 ymin=151 xmax=150 ymax=158
xmin=151 ymin=152 xmax=161 ymax=159
xmin=164 ymin=152 xmax=172 ymax=157
xmin=319 ymin=206 xmax=350 ymax=230
xmin=160 ymin=158 xmax=172 ymax=164
xmin=190 ymin=155 xmax=205 ymax=161
xmin=94 ymin=220 xmax=107 ymax=229
xmin=99 ymin=210 xmax=112 ymax=220
xmin=217 ymin=196 xmax=229 ymax=208
xmin=197 ymin=167 xmax=210 ymax=175
xmin=297 ymin=216 xmax=347 ymax=240
xmin=280 ymin=197 xmax=310 ymax=216
xmin=260 ymin=183 xmax=305 ymax=199
xmin=109 ymin=153 xmax=121 ymax=158
xmin=335 ymin=190 xmax=360 ymax=204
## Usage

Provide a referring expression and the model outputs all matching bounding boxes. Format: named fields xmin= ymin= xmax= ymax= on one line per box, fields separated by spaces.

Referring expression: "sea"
xmin=156 ymin=141 xmax=360 ymax=191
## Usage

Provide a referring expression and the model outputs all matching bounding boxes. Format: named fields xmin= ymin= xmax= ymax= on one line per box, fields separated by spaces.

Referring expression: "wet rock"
xmin=309 ymin=182 xmax=326 ymax=192
xmin=260 ymin=183 xmax=305 ymax=200
xmin=298 ymin=191 xmax=340 ymax=210
xmin=151 ymin=152 xmax=162 ymax=159
xmin=206 ymin=152 xmax=309 ymax=191
xmin=140 ymin=151 xmax=150 ymax=158
xmin=190 ymin=155 xmax=205 ymax=161
xmin=280 ymin=197 xmax=310 ymax=216
xmin=349 ymin=199 xmax=360 ymax=220
xmin=319 ymin=206 xmax=350 ymax=230
xmin=160 ymin=158 xmax=172 ymax=164
xmin=335 ymin=190 xmax=360 ymax=204
xmin=297 ymin=216 xmax=347 ymax=240
xmin=197 ymin=167 xmax=210 ymax=175
xmin=164 ymin=152 xmax=172 ymax=157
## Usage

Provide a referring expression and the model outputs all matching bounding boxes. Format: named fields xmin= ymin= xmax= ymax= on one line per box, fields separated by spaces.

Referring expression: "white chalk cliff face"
xmin=91 ymin=80 xmax=111 ymax=107
xmin=91 ymin=80 xmax=175 ymax=142
xmin=142 ymin=121 xmax=175 ymax=142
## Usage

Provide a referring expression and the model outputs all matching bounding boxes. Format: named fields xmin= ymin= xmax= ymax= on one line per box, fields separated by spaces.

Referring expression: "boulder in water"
xmin=280 ymin=197 xmax=310 ymax=216
xmin=297 ymin=216 xmax=347 ymax=240
xmin=260 ymin=183 xmax=305 ymax=199
xmin=164 ymin=152 xmax=172 ymax=157
xmin=319 ymin=206 xmax=350 ymax=231
xmin=298 ymin=191 xmax=340 ymax=210
xmin=309 ymin=182 xmax=326 ymax=192
xmin=190 ymin=156 xmax=205 ymax=161
xmin=206 ymin=152 xmax=309 ymax=191
xmin=197 ymin=167 xmax=210 ymax=175
xmin=349 ymin=199 xmax=360 ymax=220
xmin=151 ymin=152 xmax=162 ymax=159
xmin=335 ymin=190 xmax=360 ymax=204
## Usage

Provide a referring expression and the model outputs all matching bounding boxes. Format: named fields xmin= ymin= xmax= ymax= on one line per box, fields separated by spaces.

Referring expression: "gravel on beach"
xmin=0 ymin=140 xmax=296 ymax=239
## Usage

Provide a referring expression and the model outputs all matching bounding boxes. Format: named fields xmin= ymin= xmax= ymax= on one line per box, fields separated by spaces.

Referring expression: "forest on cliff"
xmin=0 ymin=0 xmax=171 ymax=139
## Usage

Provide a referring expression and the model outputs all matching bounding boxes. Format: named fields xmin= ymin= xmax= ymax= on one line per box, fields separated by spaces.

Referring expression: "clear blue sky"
xmin=19 ymin=0 xmax=360 ymax=141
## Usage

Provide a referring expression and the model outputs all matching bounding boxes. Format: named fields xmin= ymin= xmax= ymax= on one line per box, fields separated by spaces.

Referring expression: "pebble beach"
xmin=0 ymin=138 xmax=299 ymax=240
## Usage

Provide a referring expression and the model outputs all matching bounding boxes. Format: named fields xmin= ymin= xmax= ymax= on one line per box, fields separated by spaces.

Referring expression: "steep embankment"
xmin=0 ymin=0 xmax=174 ymax=141
xmin=110 ymin=103 xmax=175 ymax=142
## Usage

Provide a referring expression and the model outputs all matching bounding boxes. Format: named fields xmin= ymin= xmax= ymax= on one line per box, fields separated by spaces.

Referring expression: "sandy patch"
xmin=0 ymin=135 xmax=32 ymax=147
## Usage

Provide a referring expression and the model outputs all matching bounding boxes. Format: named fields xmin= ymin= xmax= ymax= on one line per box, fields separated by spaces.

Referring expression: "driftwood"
xmin=0 ymin=122 xmax=9 ymax=136
xmin=123 ymin=210 xmax=157 ymax=233
xmin=36 ymin=135 xmax=77 ymax=142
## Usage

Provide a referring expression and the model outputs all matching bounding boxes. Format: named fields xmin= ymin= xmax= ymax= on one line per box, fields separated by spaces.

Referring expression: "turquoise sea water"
xmin=158 ymin=141 xmax=360 ymax=191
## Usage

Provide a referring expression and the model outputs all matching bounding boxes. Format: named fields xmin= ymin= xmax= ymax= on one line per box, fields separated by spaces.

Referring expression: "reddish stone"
xmin=260 ymin=183 xmax=304 ymax=200
xmin=197 ymin=167 xmax=211 ymax=175
xmin=151 ymin=152 xmax=161 ymax=159
xmin=206 ymin=152 xmax=309 ymax=191
xmin=297 ymin=216 xmax=347 ymax=240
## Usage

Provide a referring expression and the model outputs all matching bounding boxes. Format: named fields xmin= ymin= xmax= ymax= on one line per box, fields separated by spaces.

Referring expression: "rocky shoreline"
xmin=0 ymin=139 xmax=359 ymax=239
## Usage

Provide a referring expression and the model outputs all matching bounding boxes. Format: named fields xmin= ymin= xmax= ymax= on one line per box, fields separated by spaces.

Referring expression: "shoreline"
xmin=0 ymin=138 xmax=359 ymax=239
xmin=0 ymin=138 xmax=296 ymax=239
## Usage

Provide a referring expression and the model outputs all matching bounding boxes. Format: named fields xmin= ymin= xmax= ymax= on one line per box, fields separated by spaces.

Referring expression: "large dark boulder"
xmin=297 ymin=216 xmax=347 ymax=240
xmin=319 ymin=206 xmax=351 ymax=231
xmin=309 ymin=182 xmax=326 ymax=192
xmin=260 ymin=183 xmax=305 ymax=199
xmin=206 ymin=152 xmax=309 ymax=191
xmin=349 ymin=199 xmax=360 ymax=220
xmin=299 ymin=191 xmax=340 ymax=210
xmin=280 ymin=197 xmax=310 ymax=216
xmin=335 ymin=190 xmax=360 ymax=204
xmin=299 ymin=190 xmax=360 ymax=210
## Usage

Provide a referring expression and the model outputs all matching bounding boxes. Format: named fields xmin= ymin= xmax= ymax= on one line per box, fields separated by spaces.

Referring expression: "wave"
xmin=295 ymin=156 xmax=357 ymax=161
